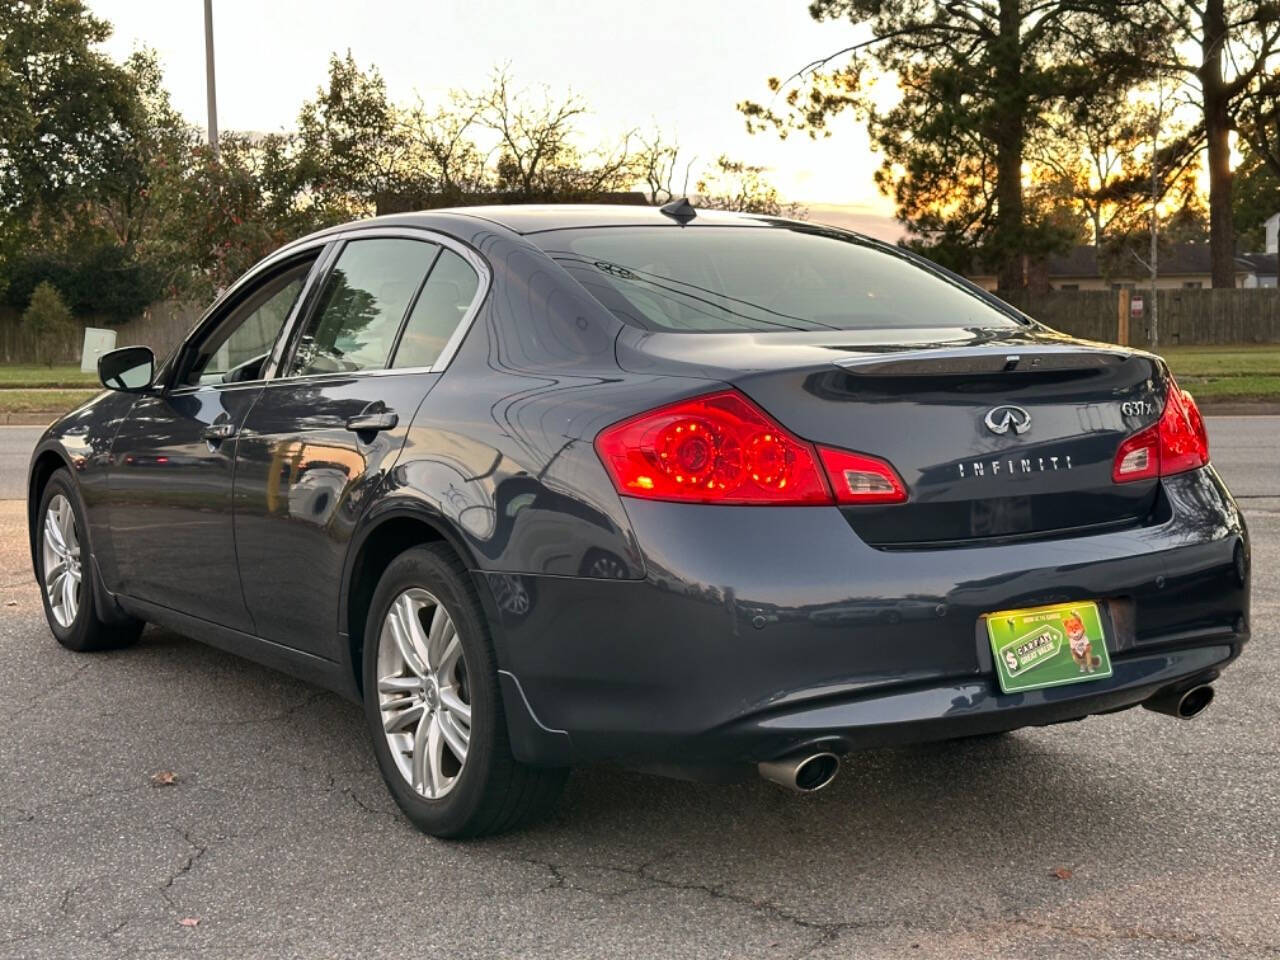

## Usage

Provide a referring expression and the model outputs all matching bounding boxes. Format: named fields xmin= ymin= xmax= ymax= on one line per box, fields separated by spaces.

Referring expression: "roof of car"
xmin=413 ymin=203 xmax=784 ymax=235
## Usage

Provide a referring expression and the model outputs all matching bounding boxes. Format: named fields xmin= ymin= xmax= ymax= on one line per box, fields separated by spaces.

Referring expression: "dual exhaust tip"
xmin=758 ymin=751 xmax=840 ymax=793
xmin=1144 ymin=682 xmax=1215 ymax=720
xmin=758 ymin=682 xmax=1214 ymax=792
xmin=758 ymin=682 xmax=1214 ymax=791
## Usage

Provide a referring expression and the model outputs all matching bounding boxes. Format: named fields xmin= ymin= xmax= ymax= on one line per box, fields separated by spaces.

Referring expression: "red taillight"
xmin=1161 ymin=385 xmax=1209 ymax=475
xmin=1113 ymin=379 xmax=1208 ymax=483
xmin=594 ymin=390 xmax=908 ymax=506
xmin=817 ymin=447 xmax=908 ymax=504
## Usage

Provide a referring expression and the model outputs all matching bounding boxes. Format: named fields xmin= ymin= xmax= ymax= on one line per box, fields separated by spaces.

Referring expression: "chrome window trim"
xmin=271 ymin=225 xmax=491 ymax=384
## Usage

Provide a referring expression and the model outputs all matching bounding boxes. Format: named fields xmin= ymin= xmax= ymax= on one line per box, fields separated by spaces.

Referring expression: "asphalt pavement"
xmin=1 ymin=420 xmax=1277 ymax=959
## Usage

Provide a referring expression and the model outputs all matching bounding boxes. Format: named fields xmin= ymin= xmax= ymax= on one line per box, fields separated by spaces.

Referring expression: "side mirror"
xmin=98 ymin=346 xmax=156 ymax=393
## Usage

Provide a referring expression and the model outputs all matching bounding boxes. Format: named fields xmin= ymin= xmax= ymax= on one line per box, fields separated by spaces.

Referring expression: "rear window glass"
xmin=534 ymin=226 xmax=1019 ymax=333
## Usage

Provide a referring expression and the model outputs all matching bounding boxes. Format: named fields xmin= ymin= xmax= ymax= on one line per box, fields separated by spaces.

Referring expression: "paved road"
xmin=0 ymin=422 xmax=1276 ymax=959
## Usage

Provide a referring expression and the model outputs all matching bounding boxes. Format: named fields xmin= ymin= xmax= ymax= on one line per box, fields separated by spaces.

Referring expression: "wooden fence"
xmin=0 ymin=300 xmax=203 ymax=365
xmin=1003 ymin=288 xmax=1280 ymax=347
xmin=1 ymin=287 xmax=1278 ymax=365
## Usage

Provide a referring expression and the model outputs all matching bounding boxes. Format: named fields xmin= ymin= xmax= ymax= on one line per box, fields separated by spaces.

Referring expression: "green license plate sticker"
xmin=986 ymin=601 xmax=1113 ymax=694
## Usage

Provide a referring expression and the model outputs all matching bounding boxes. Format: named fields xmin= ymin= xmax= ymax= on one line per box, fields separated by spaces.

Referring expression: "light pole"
xmin=204 ymin=0 xmax=219 ymax=159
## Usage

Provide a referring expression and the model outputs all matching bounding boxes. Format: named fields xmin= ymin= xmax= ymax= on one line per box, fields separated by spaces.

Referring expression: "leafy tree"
xmin=3 ymin=241 xmax=159 ymax=321
xmin=1234 ymin=143 xmax=1280 ymax=253
xmin=294 ymin=52 xmax=409 ymax=220
xmin=1141 ymin=0 xmax=1280 ymax=287
xmin=740 ymin=0 xmax=1163 ymax=290
xmin=399 ymin=92 xmax=488 ymax=207
xmin=473 ymin=68 xmax=636 ymax=202
xmin=143 ymin=133 xmax=332 ymax=300
xmin=0 ymin=0 xmax=143 ymax=300
xmin=1035 ymin=84 xmax=1204 ymax=282
xmin=20 ymin=280 xmax=76 ymax=366
xmin=0 ymin=1 xmax=137 ymax=222
xmin=695 ymin=155 xmax=805 ymax=217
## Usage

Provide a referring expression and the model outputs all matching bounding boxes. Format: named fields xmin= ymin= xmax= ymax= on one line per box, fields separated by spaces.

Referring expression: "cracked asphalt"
xmin=1 ymin=419 xmax=1277 ymax=960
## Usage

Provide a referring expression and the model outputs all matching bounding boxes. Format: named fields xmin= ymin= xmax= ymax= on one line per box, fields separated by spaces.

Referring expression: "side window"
xmin=392 ymin=248 xmax=481 ymax=369
xmin=286 ymin=238 xmax=438 ymax=377
xmin=184 ymin=258 xmax=315 ymax=386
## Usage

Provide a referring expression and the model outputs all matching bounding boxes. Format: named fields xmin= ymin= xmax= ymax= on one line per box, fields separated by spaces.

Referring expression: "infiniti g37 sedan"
xmin=28 ymin=203 xmax=1251 ymax=837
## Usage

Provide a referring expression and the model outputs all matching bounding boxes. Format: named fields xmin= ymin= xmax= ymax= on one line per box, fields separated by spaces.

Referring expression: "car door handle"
xmin=345 ymin=411 xmax=399 ymax=435
xmin=201 ymin=422 xmax=237 ymax=443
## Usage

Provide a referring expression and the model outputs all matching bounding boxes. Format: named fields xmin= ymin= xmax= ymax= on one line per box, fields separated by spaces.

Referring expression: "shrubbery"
xmin=20 ymin=282 xmax=77 ymax=367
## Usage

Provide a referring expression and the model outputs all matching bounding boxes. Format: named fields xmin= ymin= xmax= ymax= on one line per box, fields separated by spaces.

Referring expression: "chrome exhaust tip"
xmin=1144 ymin=683 xmax=1215 ymax=720
xmin=758 ymin=752 xmax=840 ymax=793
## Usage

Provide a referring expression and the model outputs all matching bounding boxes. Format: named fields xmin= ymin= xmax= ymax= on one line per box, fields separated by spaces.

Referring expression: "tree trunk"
xmin=1200 ymin=0 xmax=1237 ymax=289
xmin=993 ymin=0 xmax=1026 ymax=292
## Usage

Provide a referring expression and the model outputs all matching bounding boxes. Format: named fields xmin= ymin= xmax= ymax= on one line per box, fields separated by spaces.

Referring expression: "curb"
xmin=1195 ymin=402 xmax=1280 ymax=416
xmin=0 ymin=414 xmax=58 ymax=426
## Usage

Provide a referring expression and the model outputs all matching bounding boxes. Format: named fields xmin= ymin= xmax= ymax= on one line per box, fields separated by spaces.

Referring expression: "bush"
xmin=21 ymin=282 xmax=78 ymax=367
xmin=4 ymin=243 xmax=162 ymax=323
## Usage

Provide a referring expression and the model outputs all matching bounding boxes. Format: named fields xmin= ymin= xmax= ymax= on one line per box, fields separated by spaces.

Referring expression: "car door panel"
xmin=108 ymin=385 xmax=262 ymax=631
xmin=231 ymin=373 xmax=434 ymax=657
xmin=104 ymin=249 xmax=326 ymax=632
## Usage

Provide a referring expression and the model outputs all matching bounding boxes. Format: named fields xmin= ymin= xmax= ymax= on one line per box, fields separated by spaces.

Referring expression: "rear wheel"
xmin=36 ymin=470 xmax=144 ymax=652
xmin=362 ymin=543 xmax=566 ymax=837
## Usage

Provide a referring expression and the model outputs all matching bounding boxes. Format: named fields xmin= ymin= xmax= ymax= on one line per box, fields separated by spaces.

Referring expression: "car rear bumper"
xmin=483 ymin=466 xmax=1250 ymax=768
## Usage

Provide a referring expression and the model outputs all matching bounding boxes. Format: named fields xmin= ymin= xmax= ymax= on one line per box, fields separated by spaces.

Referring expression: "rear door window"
xmin=391 ymin=248 xmax=481 ymax=369
xmin=286 ymin=238 xmax=438 ymax=376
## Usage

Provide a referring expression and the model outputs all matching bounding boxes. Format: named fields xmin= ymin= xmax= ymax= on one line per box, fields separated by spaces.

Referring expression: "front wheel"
xmin=362 ymin=543 xmax=567 ymax=838
xmin=35 ymin=469 xmax=144 ymax=652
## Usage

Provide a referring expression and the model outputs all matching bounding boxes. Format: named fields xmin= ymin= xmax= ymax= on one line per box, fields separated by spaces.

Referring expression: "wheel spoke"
xmin=386 ymin=600 xmax=427 ymax=677
xmin=437 ymin=709 xmax=469 ymax=763
xmin=400 ymin=594 xmax=434 ymax=672
xmin=44 ymin=512 xmax=65 ymax=555
xmin=379 ymin=694 xmax=418 ymax=713
xmin=437 ymin=631 xmax=462 ymax=679
xmin=426 ymin=604 xmax=452 ymax=668
xmin=45 ymin=561 xmax=66 ymax=591
xmin=61 ymin=567 xmax=77 ymax=619
xmin=383 ymin=703 xmax=424 ymax=734
xmin=59 ymin=501 xmax=74 ymax=544
xmin=439 ymin=686 xmax=471 ymax=725
xmin=425 ymin=714 xmax=445 ymax=796
xmin=377 ymin=676 xmax=421 ymax=695
xmin=411 ymin=712 xmax=432 ymax=793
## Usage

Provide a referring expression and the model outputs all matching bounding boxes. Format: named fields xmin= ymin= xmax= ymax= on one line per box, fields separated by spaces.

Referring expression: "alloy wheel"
xmin=376 ymin=588 xmax=472 ymax=799
xmin=42 ymin=494 xmax=81 ymax=629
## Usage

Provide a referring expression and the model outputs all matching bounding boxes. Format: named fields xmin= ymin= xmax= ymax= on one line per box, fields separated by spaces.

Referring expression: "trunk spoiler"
xmin=831 ymin=344 xmax=1138 ymax=377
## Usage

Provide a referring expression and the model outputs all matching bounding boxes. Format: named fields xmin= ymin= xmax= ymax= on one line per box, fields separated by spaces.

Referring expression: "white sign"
xmin=80 ymin=327 xmax=117 ymax=374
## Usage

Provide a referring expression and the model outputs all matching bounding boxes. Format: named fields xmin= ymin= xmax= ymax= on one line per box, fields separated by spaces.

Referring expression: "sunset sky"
xmin=86 ymin=0 xmax=903 ymax=239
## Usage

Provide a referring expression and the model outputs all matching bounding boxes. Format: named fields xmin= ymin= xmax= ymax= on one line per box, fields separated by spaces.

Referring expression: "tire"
xmin=362 ymin=543 xmax=567 ymax=838
xmin=35 ymin=469 xmax=144 ymax=653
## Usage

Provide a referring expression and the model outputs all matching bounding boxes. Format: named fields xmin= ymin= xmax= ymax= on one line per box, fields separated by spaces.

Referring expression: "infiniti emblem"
xmin=984 ymin=405 xmax=1031 ymax=435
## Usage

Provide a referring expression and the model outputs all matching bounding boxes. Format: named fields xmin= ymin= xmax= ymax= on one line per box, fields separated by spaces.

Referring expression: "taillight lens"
xmin=1112 ymin=379 xmax=1208 ymax=483
xmin=1161 ymin=385 xmax=1209 ymax=475
xmin=594 ymin=390 xmax=908 ymax=505
xmin=818 ymin=447 xmax=908 ymax=504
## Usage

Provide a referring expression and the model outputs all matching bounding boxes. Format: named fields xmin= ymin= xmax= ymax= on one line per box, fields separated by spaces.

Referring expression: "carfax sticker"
xmin=985 ymin=601 xmax=1113 ymax=694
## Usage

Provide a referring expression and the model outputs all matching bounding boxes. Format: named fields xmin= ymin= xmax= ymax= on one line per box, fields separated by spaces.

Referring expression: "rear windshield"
xmin=534 ymin=225 xmax=1021 ymax=333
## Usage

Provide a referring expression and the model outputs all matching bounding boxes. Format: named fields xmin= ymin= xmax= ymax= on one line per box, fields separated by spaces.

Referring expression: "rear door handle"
xmin=345 ymin=411 xmax=399 ymax=435
xmin=201 ymin=422 xmax=236 ymax=443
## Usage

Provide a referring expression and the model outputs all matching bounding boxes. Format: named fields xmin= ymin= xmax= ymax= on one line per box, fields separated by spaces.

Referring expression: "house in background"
xmin=1240 ymin=253 xmax=1277 ymax=288
xmin=967 ymin=243 xmax=1268 ymax=291
xmin=1241 ymin=213 xmax=1280 ymax=288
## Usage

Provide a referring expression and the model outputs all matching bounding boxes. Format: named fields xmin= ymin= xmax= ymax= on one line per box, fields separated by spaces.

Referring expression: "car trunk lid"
xmin=616 ymin=327 xmax=1168 ymax=547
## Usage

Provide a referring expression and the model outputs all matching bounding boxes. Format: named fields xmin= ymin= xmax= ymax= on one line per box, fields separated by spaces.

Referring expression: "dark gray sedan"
xmin=28 ymin=203 xmax=1250 ymax=836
